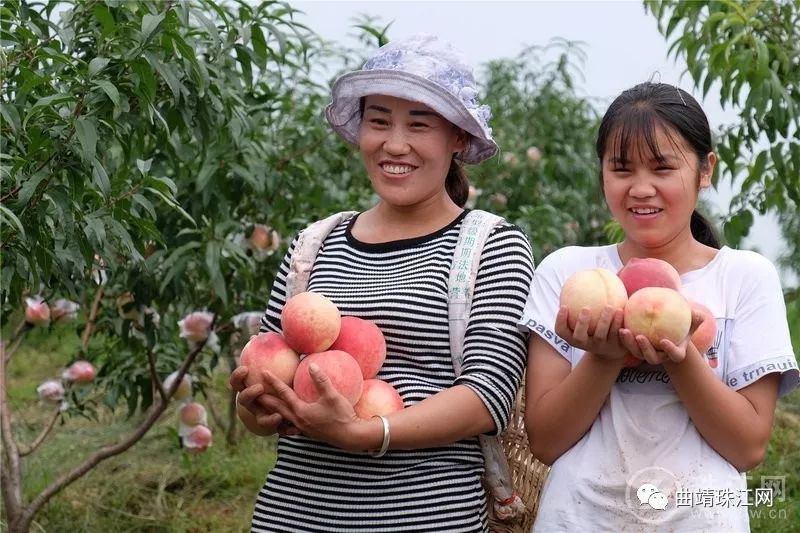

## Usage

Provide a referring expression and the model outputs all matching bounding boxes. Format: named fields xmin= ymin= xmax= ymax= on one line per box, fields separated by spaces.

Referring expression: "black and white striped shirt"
xmin=253 ymin=211 xmax=534 ymax=532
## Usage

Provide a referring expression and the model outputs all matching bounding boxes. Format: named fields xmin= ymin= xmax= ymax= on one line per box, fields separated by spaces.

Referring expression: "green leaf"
xmin=132 ymin=193 xmax=157 ymax=219
xmin=93 ymin=80 xmax=120 ymax=106
xmin=145 ymin=187 xmax=195 ymax=225
xmin=0 ymin=103 xmax=21 ymax=134
xmin=26 ymin=93 xmax=74 ymax=116
xmin=0 ymin=204 xmax=26 ymax=239
xmin=103 ymin=221 xmax=137 ymax=262
xmin=665 ymin=14 xmax=683 ymax=39
xmin=137 ymin=158 xmax=153 ymax=175
xmin=150 ymin=175 xmax=178 ymax=195
xmin=144 ymin=52 xmax=184 ymax=102
xmin=75 ymin=117 xmax=98 ymax=162
xmin=84 ymin=215 xmax=107 ymax=246
xmin=17 ymin=171 xmax=47 ymax=205
xmin=140 ymin=13 xmax=166 ymax=45
xmin=93 ymin=3 xmax=116 ymax=35
xmin=205 ymin=240 xmax=227 ymax=304
xmin=251 ymin=23 xmax=268 ymax=64
xmin=192 ymin=9 xmax=220 ymax=42
xmin=92 ymin=158 xmax=111 ymax=197
xmin=131 ymin=59 xmax=157 ymax=103
xmin=723 ymin=209 xmax=754 ymax=246
xmin=88 ymin=57 xmax=110 ymax=77
xmin=235 ymin=44 xmax=253 ymax=88
xmin=755 ymin=39 xmax=769 ymax=80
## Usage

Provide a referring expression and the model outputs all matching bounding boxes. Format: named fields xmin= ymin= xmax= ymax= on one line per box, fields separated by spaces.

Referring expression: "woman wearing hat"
xmin=230 ymin=35 xmax=534 ymax=532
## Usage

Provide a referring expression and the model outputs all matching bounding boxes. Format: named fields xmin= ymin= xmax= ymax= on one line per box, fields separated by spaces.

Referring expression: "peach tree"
xmin=470 ymin=39 xmax=611 ymax=260
xmin=0 ymin=1 xmax=372 ymax=531
xmin=645 ymin=0 xmax=800 ymax=262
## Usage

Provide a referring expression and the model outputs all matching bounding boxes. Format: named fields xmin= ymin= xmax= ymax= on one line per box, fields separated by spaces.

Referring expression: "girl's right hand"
xmin=554 ymin=305 xmax=628 ymax=362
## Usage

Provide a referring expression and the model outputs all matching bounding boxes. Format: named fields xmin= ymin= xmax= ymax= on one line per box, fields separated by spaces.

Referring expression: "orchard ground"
xmin=4 ymin=316 xmax=799 ymax=532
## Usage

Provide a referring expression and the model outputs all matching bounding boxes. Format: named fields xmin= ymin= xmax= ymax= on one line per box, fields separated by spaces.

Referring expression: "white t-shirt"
xmin=519 ymin=245 xmax=798 ymax=532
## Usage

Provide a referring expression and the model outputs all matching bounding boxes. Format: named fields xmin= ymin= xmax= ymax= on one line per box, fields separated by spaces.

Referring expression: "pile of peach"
xmin=240 ymin=292 xmax=405 ymax=418
xmin=560 ymin=258 xmax=716 ymax=367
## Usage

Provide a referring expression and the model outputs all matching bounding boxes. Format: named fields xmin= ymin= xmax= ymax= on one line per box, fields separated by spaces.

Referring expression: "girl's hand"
xmin=259 ymin=363 xmax=368 ymax=451
xmin=554 ymin=305 xmax=628 ymax=361
xmin=619 ymin=309 xmax=707 ymax=365
xmin=229 ymin=366 xmax=299 ymax=436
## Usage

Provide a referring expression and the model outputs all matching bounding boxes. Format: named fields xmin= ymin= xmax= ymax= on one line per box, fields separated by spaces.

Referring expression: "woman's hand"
xmin=554 ymin=304 xmax=628 ymax=361
xmin=260 ymin=363 xmax=371 ymax=451
xmin=229 ymin=366 xmax=299 ymax=436
xmin=619 ymin=308 xmax=707 ymax=365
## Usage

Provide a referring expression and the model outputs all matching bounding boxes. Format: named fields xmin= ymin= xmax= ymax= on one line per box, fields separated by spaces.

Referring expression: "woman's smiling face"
xmin=358 ymin=94 xmax=465 ymax=208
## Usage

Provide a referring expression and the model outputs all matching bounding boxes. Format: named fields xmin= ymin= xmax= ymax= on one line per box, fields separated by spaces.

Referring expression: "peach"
xmin=689 ymin=301 xmax=717 ymax=356
xmin=62 ymin=360 xmax=96 ymax=384
xmin=559 ymin=268 xmax=628 ymax=334
xmin=37 ymin=380 xmax=65 ymax=403
xmin=526 ymin=146 xmax=542 ymax=163
xmin=232 ymin=311 xmax=263 ymax=337
xmin=617 ymin=257 xmax=681 ymax=297
xmin=623 ymin=287 xmax=691 ymax=345
xmin=51 ymin=299 xmax=80 ymax=323
xmin=281 ymin=292 xmax=341 ymax=354
xmin=25 ymin=296 xmax=50 ymax=326
xmin=239 ymin=332 xmax=300 ymax=392
xmin=163 ymin=371 xmax=192 ymax=401
xmin=353 ymin=379 xmax=404 ymax=419
xmin=179 ymin=402 xmax=207 ymax=426
xmin=490 ymin=192 xmax=508 ymax=209
xmin=329 ymin=317 xmax=386 ymax=379
xmin=249 ymin=224 xmax=280 ymax=252
xmin=178 ymin=311 xmax=215 ymax=343
xmin=183 ymin=425 xmax=212 ymax=453
xmin=292 ymin=350 xmax=363 ymax=405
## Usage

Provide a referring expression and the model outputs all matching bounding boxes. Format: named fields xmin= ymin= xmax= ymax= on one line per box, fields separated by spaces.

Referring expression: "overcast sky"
xmin=292 ymin=1 xmax=792 ymax=282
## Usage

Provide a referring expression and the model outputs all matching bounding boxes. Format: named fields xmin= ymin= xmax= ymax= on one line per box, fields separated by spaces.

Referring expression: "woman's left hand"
xmin=619 ymin=309 xmax=707 ymax=365
xmin=260 ymin=363 xmax=368 ymax=451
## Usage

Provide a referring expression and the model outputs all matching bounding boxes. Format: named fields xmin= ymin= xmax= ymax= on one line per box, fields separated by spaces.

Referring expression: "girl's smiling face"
xmin=601 ymin=124 xmax=716 ymax=251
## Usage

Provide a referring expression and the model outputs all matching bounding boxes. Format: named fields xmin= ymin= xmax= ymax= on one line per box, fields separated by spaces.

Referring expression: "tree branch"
xmin=18 ymin=410 xmax=61 ymax=457
xmin=1 ymin=184 xmax=22 ymax=203
xmin=202 ymin=388 xmax=227 ymax=431
xmin=0 ymin=334 xmax=23 ymax=524
xmin=18 ymin=317 xmax=217 ymax=529
xmin=148 ymin=348 xmax=168 ymax=404
xmin=3 ymin=320 xmax=30 ymax=365
xmin=80 ymin=284 xmax=105 ymax=352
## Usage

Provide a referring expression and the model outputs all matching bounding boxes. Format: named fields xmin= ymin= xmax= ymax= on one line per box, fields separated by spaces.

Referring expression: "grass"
xmin=2 ymin=320 xmax=798 ymax=532
xmin=3 ymin=326 xmax=277 ymax=533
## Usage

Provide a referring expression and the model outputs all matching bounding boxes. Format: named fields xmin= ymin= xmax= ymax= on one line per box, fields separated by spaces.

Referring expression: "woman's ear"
xmin=453 ymin=128 xmax=468 ymax=154
xmin=700 ymin=152 xmax=717 ymax=188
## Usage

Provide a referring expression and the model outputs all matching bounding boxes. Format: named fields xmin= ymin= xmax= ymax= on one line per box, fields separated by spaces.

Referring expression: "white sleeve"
xmin=517 ymin=248 xmax=574 ymax=362
xmin=723 ymin=254 xmax=798 ymax=398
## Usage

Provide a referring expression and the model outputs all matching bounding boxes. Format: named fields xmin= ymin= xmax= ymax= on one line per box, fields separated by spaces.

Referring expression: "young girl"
xmin=230 ymin=35 xmax=534 ymax=532
xmin=520 ymin=82 xmax=798 ymax=531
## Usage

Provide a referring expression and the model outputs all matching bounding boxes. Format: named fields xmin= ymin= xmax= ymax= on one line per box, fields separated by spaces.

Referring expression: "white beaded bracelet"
xmin=370 ymin=415 xmax=390 ymax=458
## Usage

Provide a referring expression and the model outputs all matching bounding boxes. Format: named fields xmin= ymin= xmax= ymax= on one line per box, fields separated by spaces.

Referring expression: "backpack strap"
xmin=285 ymin=211 xmax=358 ymax=298
xmin=447 ymin=209 xmax=503 ymax=373
xmin=447 ymin=209 xmax=525 ymax=520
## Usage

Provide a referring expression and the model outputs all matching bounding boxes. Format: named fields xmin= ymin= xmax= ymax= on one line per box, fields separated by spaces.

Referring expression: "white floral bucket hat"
xmin=325 ymin=34 xmax=498 ymax=164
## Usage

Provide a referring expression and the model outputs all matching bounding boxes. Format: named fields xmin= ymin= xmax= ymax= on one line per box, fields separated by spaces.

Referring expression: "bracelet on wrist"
xmin=370 ymin=415 xmax=390 ymax=458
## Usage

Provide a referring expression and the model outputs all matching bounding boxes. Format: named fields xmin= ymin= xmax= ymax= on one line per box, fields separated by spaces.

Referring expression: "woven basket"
xmin=487 ymin=383 xmax=550 ymax=533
